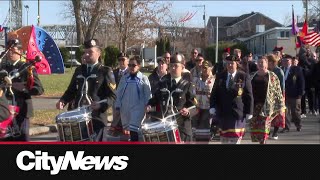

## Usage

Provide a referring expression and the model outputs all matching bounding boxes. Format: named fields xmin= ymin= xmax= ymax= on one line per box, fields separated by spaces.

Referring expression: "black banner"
xmin=0 ymin=143 xmax=319 ymax=178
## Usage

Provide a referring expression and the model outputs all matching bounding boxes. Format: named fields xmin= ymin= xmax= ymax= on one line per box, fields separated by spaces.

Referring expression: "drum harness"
xmin=76 ymin=65 xmax=109 ymax=109
xmin=142 ymin=87 xmax=196 ymax=127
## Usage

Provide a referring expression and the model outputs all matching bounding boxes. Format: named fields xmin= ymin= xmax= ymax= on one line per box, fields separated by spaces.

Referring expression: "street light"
xmin=24 ymin=5 xmax=29 ymax=26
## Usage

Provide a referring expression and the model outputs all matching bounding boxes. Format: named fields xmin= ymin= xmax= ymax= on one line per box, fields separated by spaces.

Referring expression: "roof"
xmin=225 ymin=12 xmax=256 ymax=26
xmin=208 ymin=11 xmax=283 ymax=28
xmin=208 ymin=16 xmax=237 ymax=27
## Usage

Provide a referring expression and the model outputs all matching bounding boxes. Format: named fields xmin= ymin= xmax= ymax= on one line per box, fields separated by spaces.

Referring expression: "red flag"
xmin=299 ymin=20 xmax=308 ymax=41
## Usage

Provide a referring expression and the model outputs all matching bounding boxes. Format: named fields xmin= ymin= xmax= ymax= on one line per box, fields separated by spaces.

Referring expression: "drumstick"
xmin=80 ymin=99 xmax=108 ymax=109
xmin=148 ymin=105 xmax=197 ymax=121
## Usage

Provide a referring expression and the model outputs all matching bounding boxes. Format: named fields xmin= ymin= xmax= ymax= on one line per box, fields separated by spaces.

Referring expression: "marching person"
xmin=267 ymin=54 xmax=285 ymax=140
xmin=185 ymin=48 xmax=198 ymax=71
xmin=214 ymin=47 xmax=230 ymax=75
xmin=108 ymin=52 xmax=129 ymax=137
xmin=250 ymin=56 xmax=285 ymax=144
xmin=242 ymin=52 xmax=258 ymax=75
xmin=192 ymin=60 xmax=215 ymax=142
xmin=3 ymin=40 xmax=44 ymax=141
xmin=147 ymin=53 xmax=197 ymax=142
xmin=280 ymin=54 xmax=305 ymax=133
xmin=209 ymin=55 xmax=253 ymax=144
xmin=149 ymin=57 xmax=168 ymax=96
xmin=56 ymin=39 xmax=116 ymax=141
xmin=0 ymin=84 xmax=10 ymax=122
xmin=115 ymin=56 xmax=151 ymax=141
xmin=190 ymin=53 xmax=204 ymax=80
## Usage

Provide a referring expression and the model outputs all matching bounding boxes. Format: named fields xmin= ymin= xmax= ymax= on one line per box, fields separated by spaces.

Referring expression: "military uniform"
xmin=148 ymin=73 xmax=196 ymax=142
xmin=4 ymin=59 xmax=44 ymax=141
xmin=210 ymin=55 xmax=253 ymax=144
xmin=0 ymin=92 xmax=10 ymax=122
xmin=60 ymin=62 xmax=116 ymax=141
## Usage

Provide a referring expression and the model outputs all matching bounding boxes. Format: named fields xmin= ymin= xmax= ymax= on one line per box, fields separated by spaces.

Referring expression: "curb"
xmin=29 ymin=124 xmax=57 ymax=136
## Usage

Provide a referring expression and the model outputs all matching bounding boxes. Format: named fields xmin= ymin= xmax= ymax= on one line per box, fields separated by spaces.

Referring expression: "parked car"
xmin=64 ymin=59 xmax=81 ymax=68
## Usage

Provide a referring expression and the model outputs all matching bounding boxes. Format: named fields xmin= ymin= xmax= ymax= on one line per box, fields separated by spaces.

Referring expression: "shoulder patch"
xmin=109 ymin=82 xmax=116 ymax=90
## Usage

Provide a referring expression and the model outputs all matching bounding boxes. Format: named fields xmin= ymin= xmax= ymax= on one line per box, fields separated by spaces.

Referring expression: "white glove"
xmin=209 ymin=108 xmax=216 ymax=115
xmin=245 ymin=114 xmax=253 ymax=120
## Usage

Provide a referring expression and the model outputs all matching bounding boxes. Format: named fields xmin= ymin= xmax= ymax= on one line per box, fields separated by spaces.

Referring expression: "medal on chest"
xmin=237 ymin=79 xmax=243 ymax=96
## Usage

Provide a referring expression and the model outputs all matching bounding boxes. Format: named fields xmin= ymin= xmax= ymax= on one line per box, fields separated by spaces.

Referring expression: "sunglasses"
xmin=128 ymin=64 xmax=138 ymax=68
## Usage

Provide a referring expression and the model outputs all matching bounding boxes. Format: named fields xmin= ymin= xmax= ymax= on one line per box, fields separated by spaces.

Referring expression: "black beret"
xmin=225 ymin=55 xmax=240 ymax=61
xmin=83 ymin=39 xmax=99 ymax=49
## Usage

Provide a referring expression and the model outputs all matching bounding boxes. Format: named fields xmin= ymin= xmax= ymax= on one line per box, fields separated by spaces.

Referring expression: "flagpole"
xmin=292 ymin=4 xmax=298 ymax=55
xmin=293 ymin=5 xmax=298 ymax=55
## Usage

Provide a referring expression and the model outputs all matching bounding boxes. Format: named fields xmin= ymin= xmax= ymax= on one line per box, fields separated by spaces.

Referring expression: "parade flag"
xmin=296 ymin=20 xmax=308 ymax=48
xmin=292 ymin=6 xmax=299 ymax=35
xmin=303 ymin=31 xmax=320 ymax=46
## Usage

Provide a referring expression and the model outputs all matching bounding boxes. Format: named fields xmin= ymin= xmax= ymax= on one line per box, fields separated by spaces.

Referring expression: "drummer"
xmin=146 ymin=53 xmax=197 ymax=142
xmin=56 ymin=38 xmax=117 ymax=141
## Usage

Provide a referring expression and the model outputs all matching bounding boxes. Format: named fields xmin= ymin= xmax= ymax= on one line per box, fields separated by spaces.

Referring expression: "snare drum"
xmin=55 ymin=107 xmax=95 ymax=142
xmin=141 ymin=115 xmax=181 ymax=143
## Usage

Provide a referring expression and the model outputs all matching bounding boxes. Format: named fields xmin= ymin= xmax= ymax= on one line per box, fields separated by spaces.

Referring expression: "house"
xmin=242 ymin=26 xmax=316 ymax=57
xmin=207 ymin=12 xmax=283 ymax=45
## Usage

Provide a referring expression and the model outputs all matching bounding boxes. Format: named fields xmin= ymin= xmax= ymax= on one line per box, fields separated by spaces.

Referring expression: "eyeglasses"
xmin=128 ymin=64 xmax=138 ymax=68
xmin=192 ymin=52 xmax=198 ymax=54
xmin=164 ymin=57 xmax=170 ymax=59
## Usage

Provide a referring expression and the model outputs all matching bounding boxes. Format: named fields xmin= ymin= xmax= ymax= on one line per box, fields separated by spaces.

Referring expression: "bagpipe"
xmin=0 ymin=54 xmax=41 ymax=140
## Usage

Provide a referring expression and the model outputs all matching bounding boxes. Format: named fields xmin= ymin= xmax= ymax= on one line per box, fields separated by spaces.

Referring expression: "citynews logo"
xmin=16 ymin=151 xmax=129 ymax=175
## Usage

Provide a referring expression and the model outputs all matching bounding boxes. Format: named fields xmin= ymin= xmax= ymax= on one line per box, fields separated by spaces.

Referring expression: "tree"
xmin=64 ymin=0 xmax=170 ymax=51
xmin=75 ymin=45 xmax=85 ymax=63
xmin=156 ymin=37 xmax=170 ymax=57
xmin=67 ymin=0 xmax=109 ymax=45
xmin=59 ymin=47 xmax=71 ymax=63
xmin=104 ymin=46 xmax=120 ymax=68
xmin=107 ymin=0 xmax=171 ymax=52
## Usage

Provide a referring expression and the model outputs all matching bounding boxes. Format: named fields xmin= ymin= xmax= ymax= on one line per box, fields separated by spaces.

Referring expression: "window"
xmin=266 ymin=33 xmax=276 ymax=39
xmin=279 ymin=31 xmax=290 ymax=38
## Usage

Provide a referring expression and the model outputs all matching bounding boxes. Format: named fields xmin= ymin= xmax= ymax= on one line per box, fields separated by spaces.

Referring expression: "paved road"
xmin=30 ymin=97 xmax=320 ymax=143
xmin=32 ymin=96 xmax=60 ymax=110
xmin=30 ymin=114 xmax=320 ymax=144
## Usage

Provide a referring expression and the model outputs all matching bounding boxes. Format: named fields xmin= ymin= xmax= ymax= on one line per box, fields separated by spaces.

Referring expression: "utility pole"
xmin=37 ymin=0 xmax=40 ymax=26
xmin=24 ymin=5 xmax=29 ymax=26
xmin=192 ymin=5 xmax=206 ymax=28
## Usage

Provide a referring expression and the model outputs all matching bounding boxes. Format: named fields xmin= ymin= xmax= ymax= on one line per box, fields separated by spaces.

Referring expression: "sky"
xmin=0 ymin=0 xmax=306 ymax=28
